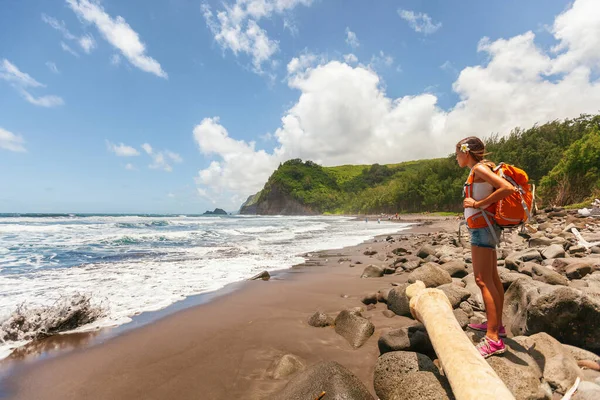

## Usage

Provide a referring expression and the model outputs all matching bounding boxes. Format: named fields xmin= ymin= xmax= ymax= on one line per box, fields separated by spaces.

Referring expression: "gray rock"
xmin=486 ymin=337 xmax=550 ymax=400
xmin=566 ymin=263 xmax=593 ymax=279
xmin=417 ymin=245 xmax=437 ymax=259
xmin=498 ymin=267 xmax=530 ymax=290
xmin=573 ymin=381 xmax=600 ymax=400
xmin=505 ymin=249 xmax=543 ymax=270
xmin=569 ymin=245 xmax=587 ymax=255
xmin=382 ymin=309 xmax=396 ymax=318
xmin=249 ymin=270 xmax=270 ymax=280
xmin=362 ymin=293 xmax=378 ymax=305
xmin=334 ymin=309 xmax=375 ymax=348
xmin=532 ymin=264 xmax=569 ymax=286
xmin=377 ymin=288 xmax=392 ymax=303
xmin=407 ymin=263 xmax=452 ymax=288
xmin=529 ymin=236 xmax=566 ymax=247
xmin=361 ymin=264 xmax=384 ymax=278
xmin=538 ymin=222 xmax=554 ymax=231
xmin=378 ymin=325 xmax=433 ymax=355
xmin=440 ymin=260 xmax=468 ymax=278
xmin=462 ymin=274 xmax=484 ymax=311
xmin=387 ymin=371 xmax=453 ymax=400
xmin=373 ymin=351 xmax=440 ymax=400
xmin=453 ymin=309 xmax=469 ymax=329
xmin=400 ymin=260 xmax=422 ymax=272
xmin=542 ymin=244 xmax=566 ymax=259
xmin=563 ymin=344 xmax=600 ymax=362
xmin=505 ymin=279 xmax=600 ymax=352
xmin=549 ymin=210 xmax=567 ymax=218
xmin=518 ymin=261 xmax=536 ymax=276
xmin=459 ymin=301 xmax=474 ymax=317
xmin=387 ymin=283 xmax=411 ymax=316
xmin=267 ymin=354 xmax=305 ymax=379
xmin=514 ymin=332 xmax=583 ymax=394
xmin=437 ymin=283 xmax=471 ymax=308
xmin=308 ymin=311 xmax=334 ymax=327
xmin=272 ymin=361 xmax=374 ymax=400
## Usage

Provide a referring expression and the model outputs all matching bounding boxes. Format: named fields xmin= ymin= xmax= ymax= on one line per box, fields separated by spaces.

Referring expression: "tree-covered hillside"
xmin=244 ymin=114 xmax=600 ymax=214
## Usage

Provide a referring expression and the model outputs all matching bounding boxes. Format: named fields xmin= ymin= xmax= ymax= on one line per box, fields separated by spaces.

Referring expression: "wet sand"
xmin=2 ymin=215 xmax=458 ymax=400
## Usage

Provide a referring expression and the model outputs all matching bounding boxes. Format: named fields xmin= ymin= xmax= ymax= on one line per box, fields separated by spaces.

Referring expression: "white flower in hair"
xmin=460 ymin=143 xmax=470 ymax=153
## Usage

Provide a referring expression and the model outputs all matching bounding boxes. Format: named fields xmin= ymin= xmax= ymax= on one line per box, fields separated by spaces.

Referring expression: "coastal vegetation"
xmin=243 ymin=114 xmax=600 ymax=214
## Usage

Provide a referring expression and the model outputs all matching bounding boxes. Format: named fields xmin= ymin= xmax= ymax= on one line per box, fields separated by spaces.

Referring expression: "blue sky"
xmin=1 ymin=0 xmax=599 ymax=213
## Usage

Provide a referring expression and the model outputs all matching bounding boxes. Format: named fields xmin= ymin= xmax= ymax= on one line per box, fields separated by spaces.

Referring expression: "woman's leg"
xmin=471 ymin=245 xmax=502 ymax=341
xmin=490 ymin=250 xmax=504 ymax=328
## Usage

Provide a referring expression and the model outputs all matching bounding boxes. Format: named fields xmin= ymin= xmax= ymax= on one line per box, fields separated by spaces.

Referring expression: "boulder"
xmin=272 ymin=361 xmax=374 ymax=400
xmin=453 ymin=309 xmax=470 ymax=329
xmin=267 ymin=354 xmax=305 ymax=379
xmin=563 ymin=344 xmax=600 ymax=362
xmin=566 ymin=263 xmax=593 ymax=280
xmin=407 ymin=263 xmax=452 ymax=288
xmin=532 ymin=264 xmax=569 ymax=286
xmin=459 ymin=301 xmax=474 ymax=317
xmin=249 ymin=271 xmax=270 ymax=280
xmin=417 ymin=245 xmax=436 ymax=259
xmin=514 ymin=333 xmax=583 ymax=394
xmin=462 ymin=274 xmax=484 ymax=311
xmin=498 ymin=267 xmax=530 ymax=290
xmin=518 ymin=261 xmax=536 ymax=276
xmin=529 ymin=236 xmax=566 ymax=247
xmin=400 ymin=260 xmax=421 ymax=272
xmin=573 ymin=381 xmax=600 ymax=400
xmin=361 ymin=265 xmax=384 ymax=278
xmin=387 ymin=371 xmax=453 ymax=400
xmin=373 ymin=351 xmax=441 ymax=400
xmin=439 ymin=260 xmax=468 ymax=278
xmin=437 ymin=283 xmax=471 ymax=308
xmin=378 ymin=324 xmax=433 ymax=355
xmin=486 ymin=338 xmax=551 ymax=400
xmin=387 ymin=284 xmax=411 ymax=316
xmin=362 ymin=293 xmax=378 ymax=305
xmin=377 ymin=288 xmax=392 ymax=303
xmin=505 ymin=249 xmax=542 ymax=270
xmin=334 ymin=309 xmax=375 ymax=348
xmin=382 ymin=310 xmax=396 ymax=318
xmin=308 ymin=311 xmax=334 ymax=327
xmin=504 ymin=279 xmax=600 ymax=351
xmin=542 ymin=244 xmax=566 ymax=259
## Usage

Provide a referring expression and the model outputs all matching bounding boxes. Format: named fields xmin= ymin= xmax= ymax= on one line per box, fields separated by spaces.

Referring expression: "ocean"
xmin=0 ymin=214 xmax=409 ymax=359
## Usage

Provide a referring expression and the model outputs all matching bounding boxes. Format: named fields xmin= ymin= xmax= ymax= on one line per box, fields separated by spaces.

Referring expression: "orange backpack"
xmin=464 ymin=162 xmax=534 ymax=235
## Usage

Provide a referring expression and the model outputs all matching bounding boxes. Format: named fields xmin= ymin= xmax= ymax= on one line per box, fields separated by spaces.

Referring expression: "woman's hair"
xmin=456 ymin=136 xmax=496 ymax=168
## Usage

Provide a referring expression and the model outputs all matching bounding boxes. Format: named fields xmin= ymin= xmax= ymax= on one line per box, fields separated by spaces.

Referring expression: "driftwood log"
xmin=405 ymin=281 xmax=515 ymax=400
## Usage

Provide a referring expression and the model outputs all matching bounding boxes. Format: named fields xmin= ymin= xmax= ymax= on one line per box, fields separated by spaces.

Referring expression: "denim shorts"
xmin=468 ymin=225 xmax=502 ymax=249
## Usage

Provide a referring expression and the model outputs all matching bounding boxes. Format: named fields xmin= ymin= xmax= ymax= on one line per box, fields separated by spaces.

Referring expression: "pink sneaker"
xmin=476 ymin=336 xmax=506 ymax=358
xmin=467 ymin=321 xmax=507 ymax=337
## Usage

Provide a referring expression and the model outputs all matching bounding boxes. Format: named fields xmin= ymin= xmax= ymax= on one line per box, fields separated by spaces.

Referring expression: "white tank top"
xmin=464 ymin=174 xmax=494 ymax=220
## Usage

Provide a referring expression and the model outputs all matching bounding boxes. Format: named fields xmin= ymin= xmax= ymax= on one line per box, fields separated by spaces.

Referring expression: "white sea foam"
xmin=0 ymin=215 xmax=409 ymax=359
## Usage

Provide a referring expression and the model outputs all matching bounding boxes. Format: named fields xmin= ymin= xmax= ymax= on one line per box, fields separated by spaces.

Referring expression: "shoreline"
xmin=1 ymin=215 xmax=456 ymax=399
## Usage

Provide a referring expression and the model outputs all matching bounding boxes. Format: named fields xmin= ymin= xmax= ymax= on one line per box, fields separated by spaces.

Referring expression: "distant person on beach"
xmin=456 ymin=136 xmax=514 ymax=358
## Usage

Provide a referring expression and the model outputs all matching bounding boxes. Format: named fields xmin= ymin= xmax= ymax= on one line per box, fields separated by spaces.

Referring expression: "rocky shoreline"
xmin=270 ymin=208 xmax=600 ymax=400
xmin=4 ymin=212 xmax=600 ymax=400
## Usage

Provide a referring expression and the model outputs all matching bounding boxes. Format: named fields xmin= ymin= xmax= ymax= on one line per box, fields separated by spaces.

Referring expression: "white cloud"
xmin=202 ymin=0 xmax=313 ymax=73
xmin=0 ymin=59 xmax=64 ymax=107
xmin=398 ymin=9 xmax=442 ymax=35
xmin=0 ymin=127 xmax=26 ymax=152
xmin=287 ymin=53 xmax=321 ymax=75
xmin=125 ymin=163 xmax=136 ymax=170
xmin=139 ymin=143 xmax=180 ymax=171
xmin=141 ymin=143 xmax=153 ymax=154
xmin=106 ymin=140 xmax=140 ymax=156
xmin=194 ymin=0 xmax=600 ymax=207
xmin=20 ymin=91 xmax=65 ymax=107
xmin=66 ymin=0 xmax=167 ymax=78
xmin=369 ymin=51 xmax=394 ymax=69
xmin=46 ymin=61 xmax=59 ymax=74
xmin=0 ymin=59 xmax=44 ymax=88
xmin=79 ymin=34 xmax=96 ymax=53
xmin=61 ymin=42 xmax=80 ymax=57
xmin=167 ymin=192 xmax=175 ymax=198
xmin=166 ymin=150 xmax=183 ymax=163
xmin=42 ymin=13 xmax=76 ymax=40
xmin=343 ymin=53 xmax=358 ymax=64
xmin=345 ymin=27 xmax=359 ymax=48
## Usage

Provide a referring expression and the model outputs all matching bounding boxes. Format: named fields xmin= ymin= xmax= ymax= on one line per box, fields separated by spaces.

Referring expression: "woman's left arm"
xmin=467 ymin=165 xmax=515 ymax=209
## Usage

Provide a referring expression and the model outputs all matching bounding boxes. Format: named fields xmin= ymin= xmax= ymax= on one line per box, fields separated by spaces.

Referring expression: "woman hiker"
xmin=455 ymin=136 xmax=515 ymax=358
